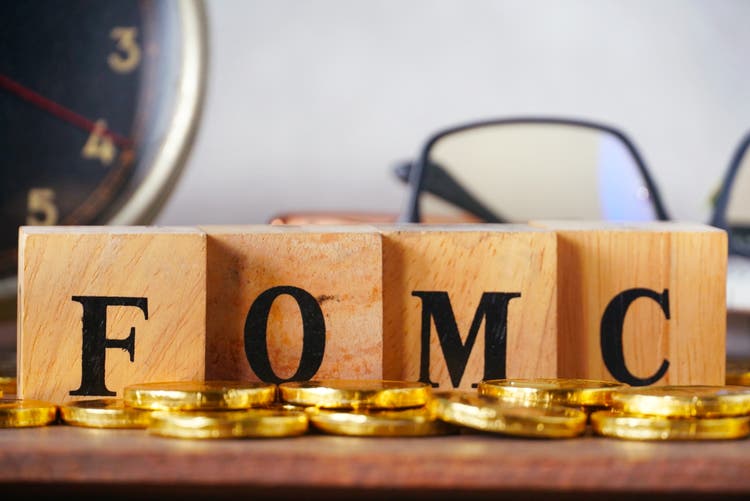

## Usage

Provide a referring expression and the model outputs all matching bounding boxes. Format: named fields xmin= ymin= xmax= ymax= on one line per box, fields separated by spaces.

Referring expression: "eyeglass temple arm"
xmin=394 ymin=161 xmax=505 ymax=223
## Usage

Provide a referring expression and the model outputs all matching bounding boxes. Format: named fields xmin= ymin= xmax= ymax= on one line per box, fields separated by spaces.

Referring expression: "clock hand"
xmin=0 ymin=73 xmax=132 ymax=148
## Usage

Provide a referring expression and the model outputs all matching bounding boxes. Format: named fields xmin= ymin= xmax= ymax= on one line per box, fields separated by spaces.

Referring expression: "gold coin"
xmin=60 ymin=398 xmax=152 ymax=429
xmin=431 ymin=392 xmax=587 ymax=438
xmin=0 ymin=376 xmax=15 ymax=396
xmin=591 ymin=411 xmax=750 ymax=440
xmin=148 ymin=409 xmax=308 ymax=439
xmin=123 ymin=381 xmax=276 ymax=411
xmin=611 ymin=385 xmax=750 ymax=418
xmin=263 ymin=402 xmax=310 ymax=412
xmin=478 ymin=378 xmax=623 ymax=408
xmin=278 ymin=380 xmax=430 ymax=409
xmin=726 ymin=360 xmax=750 ymax=386
xmin=0 ymin=399 xmax=57 ymax=427
xmin=307 ymin=406 xmax=453 ymax=437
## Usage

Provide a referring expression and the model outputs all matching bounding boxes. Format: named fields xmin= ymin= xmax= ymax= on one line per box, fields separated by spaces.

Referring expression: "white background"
xmin=157 ymin=0 xmax=750 ymax=226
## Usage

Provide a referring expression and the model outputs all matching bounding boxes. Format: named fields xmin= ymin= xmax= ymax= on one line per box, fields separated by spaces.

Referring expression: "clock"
xmin=0 ymin=0 xmax=207 ymax=311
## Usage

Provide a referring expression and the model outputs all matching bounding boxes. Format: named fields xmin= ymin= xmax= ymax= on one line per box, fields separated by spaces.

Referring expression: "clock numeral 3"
xmin=82 ymin=120 xmax=117 ymax=165
xmin=27 ymin=188 xmax=58 ymax=225
xmin=108 ymin=27 xmax=141 ymax=74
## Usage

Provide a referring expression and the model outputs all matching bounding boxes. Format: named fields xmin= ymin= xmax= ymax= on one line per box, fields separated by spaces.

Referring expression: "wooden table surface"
xmin=2 ymin=425 xmax=750 ymax=498
xmin=3 ymin=319 xmax=750 ymax=499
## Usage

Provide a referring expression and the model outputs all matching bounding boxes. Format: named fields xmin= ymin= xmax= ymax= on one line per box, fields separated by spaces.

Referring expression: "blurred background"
xmin=3 ymin=0 xmax=750 ymax=367
xmin=157 ymin=0 xmax=750 ymax=226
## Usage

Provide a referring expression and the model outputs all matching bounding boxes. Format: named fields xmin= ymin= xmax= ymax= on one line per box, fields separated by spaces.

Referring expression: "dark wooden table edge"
xmin=2 ymin=428 xmax=750 ymax=495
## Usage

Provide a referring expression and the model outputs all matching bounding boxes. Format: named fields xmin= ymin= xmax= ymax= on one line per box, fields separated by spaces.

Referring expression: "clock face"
xmin=0 ymin=0 xmax=206 ymax=296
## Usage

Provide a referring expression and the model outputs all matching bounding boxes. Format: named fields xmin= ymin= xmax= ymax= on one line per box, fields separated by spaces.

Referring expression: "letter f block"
xmin=532 ymin=221 xmax=726 ymax=385
xmin=380 ymin=225 xmax=558 ymax=389
xmin=17 ymin=227 xmax=206 ymax=402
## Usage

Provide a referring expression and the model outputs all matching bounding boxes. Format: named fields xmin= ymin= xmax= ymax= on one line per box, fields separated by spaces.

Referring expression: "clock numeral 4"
xmin=27 ymin=188 xmax=58 ymax=225
xmin=82 ymin=120 xmax=117 ymax=165
xmin=108 ymin=27 xmax=141 ymax=74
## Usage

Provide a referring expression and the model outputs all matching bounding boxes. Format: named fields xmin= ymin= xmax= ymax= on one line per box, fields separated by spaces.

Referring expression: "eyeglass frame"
xmin=399 ymin=117 xmax=672 ymax=224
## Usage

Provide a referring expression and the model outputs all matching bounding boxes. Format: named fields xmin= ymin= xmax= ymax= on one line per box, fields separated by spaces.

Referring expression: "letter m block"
xmin=17 ymin=227 xmax=206 ymax=402
xmin=380 ymin=225 xmax=558 ymax=389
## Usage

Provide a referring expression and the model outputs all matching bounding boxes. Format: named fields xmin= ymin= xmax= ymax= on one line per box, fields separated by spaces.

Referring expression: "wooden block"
xmin=380 ymin=225 xmax=558 ymax=389
xmin=17 ymin=227 xmax=206 ymax=403
xmin=532 ymin=221 xmax=726 ymax=385
xmin=203 ymin=225 xmax=383 ymax=382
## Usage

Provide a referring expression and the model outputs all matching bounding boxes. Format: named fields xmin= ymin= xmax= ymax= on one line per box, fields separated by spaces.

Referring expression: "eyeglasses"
xmin=395 ymin=117 xmax=750 ymax=313
xmin=397 ymin=117 xmax=750 ymax=258
xmin=397 ymin=117 xmax=671 ymax=225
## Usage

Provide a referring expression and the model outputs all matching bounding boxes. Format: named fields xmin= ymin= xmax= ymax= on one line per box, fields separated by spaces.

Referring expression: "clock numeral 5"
xmin=82 ymin=120 xmax=117 ymax=165
xmin=27 ymin=188 xmax=58 ymax=225
xmin=108 ymin=27 xmax=141 ymax=74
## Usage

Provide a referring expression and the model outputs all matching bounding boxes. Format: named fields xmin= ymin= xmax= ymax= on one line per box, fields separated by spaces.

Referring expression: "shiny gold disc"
xmin=0 ymin=376 xmax=15 ymax=396
xmin=262 ymin=402 xmax=310 ymax=412
xmin=591 ymin=411 xmax=750 ymax=441
xmin=431 ymin=392 xmax=587 ymax=438
xmin=0 ymin=399 xmax=57 ymax=427
xmin=478 ymin=378 xmax=623 ymax=408
xmin=278 ymin=380 xmax=430 ymax=409
xmin=148 ymin=409 xmax=308 ymax=439
xmin=123 ymin=381 xmax=276 ymax=411
xmin=726 ymin=360 xmax=750 ymax=386
xmin=611 ymin=385 xmax=750 ymax=418
xmin=307 ymin=406 xmax=453 ymax=437
xmin=60 ymin=398 xmax=152 ymax=429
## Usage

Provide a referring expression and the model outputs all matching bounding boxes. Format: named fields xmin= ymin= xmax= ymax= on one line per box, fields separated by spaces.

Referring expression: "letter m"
xmin=412 ymin=291 xmax=521 ymax=388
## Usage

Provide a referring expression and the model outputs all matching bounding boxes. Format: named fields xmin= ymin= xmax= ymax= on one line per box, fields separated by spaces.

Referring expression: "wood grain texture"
xmin=381 ymin=224 xmax=557 ymax=389
xmin=203 ymin=225 xmax=383 ymax=381
xmin=532 ymin=221 xmax=726 ymax=385
xmin=1 ymin=426 xmax=749 ymax=494
xmin=17 ymin=227 xmax=206 ymax=403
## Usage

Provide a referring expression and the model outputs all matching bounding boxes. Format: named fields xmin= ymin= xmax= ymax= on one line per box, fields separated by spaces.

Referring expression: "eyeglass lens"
xmin=417 ymin=123 xmax=660 ymax=223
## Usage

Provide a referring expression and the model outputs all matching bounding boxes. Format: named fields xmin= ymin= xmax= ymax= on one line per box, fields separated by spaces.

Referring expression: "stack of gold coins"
xmin=279 ymin=380 xmax=430 ymax=409
xmin=123 ymin=381 xmax=276 ymax=411
xmin=304 ymin=407 xmax=451 ymax=437
xmin=592 ymin=385 xmax=750 ymax=440
xmin=55 ymin=381 xmax=308 ymax=438
xmin=477 ymin=378 xmax=623 ymax=412
xmin=16 ymin=376 xmax=750 ymax=441
xmin=60 ymin=398 xmax=153 ymax=429
xmin=279 ymin=380 xmax=448 ymax=437
xmin=0 ymin=376 xmax=58 ymax=429
xmin=431 ymin=391 xmax=587 ymax=438
xmin=121 ymin=381 xmax=309 ymax=439
xmin=0 ymin=399 xmax=57 ymax=428
xmin=148 ymin=409 xmax=308 ymax=439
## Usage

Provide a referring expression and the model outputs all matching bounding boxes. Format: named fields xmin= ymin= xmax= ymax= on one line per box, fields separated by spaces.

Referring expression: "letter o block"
xmin=203 ymin=226 xmax=383 ymax=382
xmin=17 ymin=227 xmax=207 ymax=403
xmin=380 ymin=225 xmax=558 ymax=389
xmin=532 ymin=221 xmax=727 ymax=385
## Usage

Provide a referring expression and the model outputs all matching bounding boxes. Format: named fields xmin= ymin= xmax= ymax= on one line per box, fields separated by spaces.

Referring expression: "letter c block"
xmin=17 ymin=227 xmax=207 ymax=402
xmin=380 ymin=225 xmax=558 ymax=389
xmin=532 ymin=221 xmax=727 ymax=385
